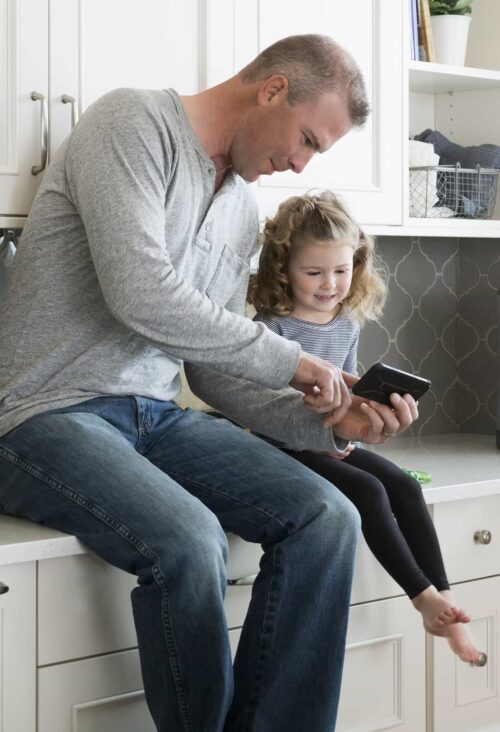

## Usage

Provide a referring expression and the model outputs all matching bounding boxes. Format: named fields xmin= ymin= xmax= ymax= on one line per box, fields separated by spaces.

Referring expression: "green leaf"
xmin=429 ymin=0 xmax=472 ymax=14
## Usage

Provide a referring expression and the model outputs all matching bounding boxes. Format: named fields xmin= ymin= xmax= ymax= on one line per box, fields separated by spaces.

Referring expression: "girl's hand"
xmin=323 ymin=392 xmax=418 ymax=444
xmin=331 ymin=443 xmax=355 ymax=460
xmin=310 ymin=443 xmax=355 ymax=460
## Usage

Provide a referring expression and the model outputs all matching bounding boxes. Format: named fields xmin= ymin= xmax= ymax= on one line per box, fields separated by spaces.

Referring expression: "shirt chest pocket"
xmin=206 ymin=244 xmax=249 ymax=307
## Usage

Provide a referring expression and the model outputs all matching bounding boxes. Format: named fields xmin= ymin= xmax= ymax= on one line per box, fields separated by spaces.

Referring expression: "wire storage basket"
xmin=409 ymin=163 xmax=500 ymax=219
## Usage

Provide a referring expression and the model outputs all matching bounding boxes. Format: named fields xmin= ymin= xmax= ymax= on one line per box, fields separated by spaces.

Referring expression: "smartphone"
xmin=352 ymin=362 xmax=431 ymax=405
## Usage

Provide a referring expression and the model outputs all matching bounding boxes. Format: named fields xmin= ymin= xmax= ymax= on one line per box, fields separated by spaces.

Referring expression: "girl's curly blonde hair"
xmin=248 ymin=191 xmax=386 ymax=323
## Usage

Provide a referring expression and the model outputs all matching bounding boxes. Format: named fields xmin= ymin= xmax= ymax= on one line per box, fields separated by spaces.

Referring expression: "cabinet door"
xmin=0 ymin=0 xmax=48 ymax=216
xmin=48 ymin=0 xmax=199 ymax=156
xmin=0 ymin=562 xmax=36 ymax=732
xmin=203 ymin=0 xmax=404 ymax=225
xmin=336 ymin=594 xmax=426 ymax=732
xmin=431 ymin=576 xmax=500 ymax=732
xmin=38 ymin=649 xmax=156 ymax=732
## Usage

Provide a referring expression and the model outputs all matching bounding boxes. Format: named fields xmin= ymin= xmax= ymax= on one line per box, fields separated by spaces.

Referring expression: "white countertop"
xmin=375 ymin=432 xmax=500 ymax=504
xmin=0 ymin=515 xmax=87 ymax=566
xmin=0 ymin=433 xmax=498 ymax=566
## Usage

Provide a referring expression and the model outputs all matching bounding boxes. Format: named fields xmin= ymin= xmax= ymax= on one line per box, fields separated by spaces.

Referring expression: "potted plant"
xmin=429 ymin=0 xmax=474 ymax=66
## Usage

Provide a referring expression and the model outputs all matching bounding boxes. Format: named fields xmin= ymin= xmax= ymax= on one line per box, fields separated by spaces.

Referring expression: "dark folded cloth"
xmin=414 ymin=129 xmax=500 ymax=168
xmin=413 ymin=129 xmax=500 ymax=217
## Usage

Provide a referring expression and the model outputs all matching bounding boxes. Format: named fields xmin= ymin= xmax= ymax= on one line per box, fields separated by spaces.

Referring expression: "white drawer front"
xmin=431 ymin=576 xmax=500 ymax=732
xmin=226 ymin=533 xmax=262 ymax=580
xmin=225 ymin=583 xmax=252 ymax=629
xmin=337 ymin=594 xmax=426 ymax=732
xmin=432 ymin=494 xmax=500 ymax=584
xmin=350 ymin=535 xmax=403 ymax=605
xmin=38 ymin=554 xmax=137 ymax=666
xmin=38 ymin=649 xmax=155 ymax=732
xmin=39 ymin=551 xmax=254 ymax=664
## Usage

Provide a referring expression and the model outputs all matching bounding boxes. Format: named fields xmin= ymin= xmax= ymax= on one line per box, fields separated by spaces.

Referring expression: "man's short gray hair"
xmin=240 ymin=34 xmax=369 ymax=127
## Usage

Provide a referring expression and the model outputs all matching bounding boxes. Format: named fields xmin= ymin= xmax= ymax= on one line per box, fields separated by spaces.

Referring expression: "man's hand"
xmin=290 ymin=352 xmax=351 ymax=415
xmin=323 ymin=392 xmax=418 ymax=444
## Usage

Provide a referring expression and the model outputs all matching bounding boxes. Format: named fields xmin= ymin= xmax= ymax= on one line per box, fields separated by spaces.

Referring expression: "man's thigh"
xmin=0 ymin=408 xmax=226 ymax=572
xmin=144 ymin=409 xmax=350 ymax=546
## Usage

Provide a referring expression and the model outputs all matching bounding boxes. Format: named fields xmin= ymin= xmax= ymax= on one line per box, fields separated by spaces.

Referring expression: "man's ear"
xmin=257 ymin=74 xmax=289 ymax=107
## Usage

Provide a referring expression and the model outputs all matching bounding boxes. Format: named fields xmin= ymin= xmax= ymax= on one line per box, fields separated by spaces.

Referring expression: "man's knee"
xmin=327 ymin=488 xmax=361 ymax=537
xmin=155 ymin=506 xmax=229 ymax=578
xmin=303 ymin=478 xmax=362 ymax=540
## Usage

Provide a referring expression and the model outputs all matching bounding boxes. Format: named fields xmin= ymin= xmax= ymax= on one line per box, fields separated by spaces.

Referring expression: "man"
xmin=0 ymin=34 xmax=416 ymax=731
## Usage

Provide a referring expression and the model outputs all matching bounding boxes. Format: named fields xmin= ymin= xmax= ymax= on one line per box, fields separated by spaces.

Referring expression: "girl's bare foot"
xmin=444 ymin=622 xmax=484 ymax=663
xmin=412 ymin=585 xmax=468 ymax=635
xmin=440 ymin=590 xmax=484 ymax=664
xmin=412 ymin=586 xmax=484 ymax=663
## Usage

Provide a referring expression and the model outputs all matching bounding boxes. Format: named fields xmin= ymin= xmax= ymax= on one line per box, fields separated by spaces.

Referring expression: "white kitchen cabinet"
xmin=38 ymin=553 xmax=138 ymax=665
xmin=34 ymin=549 xmax=254 ymax=731
xmin=431 ymin=493 xmax=500 ymax=585
xmin=38 ymin=649 xmax=156 ymax=732
xmin=0 ymin=0 xmax=49 ymax=218
xmin=202 ymin=0 xmax=405 ymax=227
xmin=0 ymin=562 xmax=36 ymax=732
xmin=428 ymin=493 xmax=500 ymax=731
xmin=337 ymin=594 xmax=426 ymax=732
xmin=0 ymin=0 xmax=199 ymax=222
xmin=430 ymin=577 xmax=500 ymax=732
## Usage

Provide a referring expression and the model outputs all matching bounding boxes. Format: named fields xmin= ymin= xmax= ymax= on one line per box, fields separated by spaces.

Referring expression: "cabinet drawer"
xmin=38 ymin=649 xmax=155 ymax=732
xmin=226 ymin=533 xmax=262 ymax=581
xmin=39 ymin=551 xmax=255 ymax=665
xmin=350 ymin=535 xmax=403 ymax=605
xmin=432 ymin=494 xmax=500 ymax=584
xmin=38 ymin=554 xmax=138 ymax=666
xmin=225 ymin=583 xmax=252 ymax=629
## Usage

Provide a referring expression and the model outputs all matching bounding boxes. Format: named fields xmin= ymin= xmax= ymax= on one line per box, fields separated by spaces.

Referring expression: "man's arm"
xmin=185 ymin=362 xmax=351 ymax=453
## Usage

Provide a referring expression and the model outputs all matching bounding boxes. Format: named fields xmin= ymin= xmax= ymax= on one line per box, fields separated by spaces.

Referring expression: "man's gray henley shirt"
xmin=0 ymin=88 xmax=345 ymax=452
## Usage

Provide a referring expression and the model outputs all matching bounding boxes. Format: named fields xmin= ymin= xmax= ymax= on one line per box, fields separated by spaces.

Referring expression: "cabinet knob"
xmin=0 ymin=582 xmax=9 ymax=595
xmin=475 ymin=653 xmax=488 ymax=667
xmin=474 ymin=530 xmax=492 ymax=545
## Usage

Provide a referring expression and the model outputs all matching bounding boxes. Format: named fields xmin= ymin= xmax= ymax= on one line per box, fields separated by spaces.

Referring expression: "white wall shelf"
xmin=409 ymin=60 xmax=500 ymax=94
xmin=368 ymin=219 xmax=500 ymax=239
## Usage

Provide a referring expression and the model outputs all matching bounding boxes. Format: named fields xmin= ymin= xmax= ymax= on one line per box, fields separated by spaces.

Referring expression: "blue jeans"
xmin=0 ymin=396 xmax=360 ymax=732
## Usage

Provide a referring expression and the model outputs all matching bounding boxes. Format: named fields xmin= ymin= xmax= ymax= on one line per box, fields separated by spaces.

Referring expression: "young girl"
xmin=249 ymin=190 xmax=483 ymax=664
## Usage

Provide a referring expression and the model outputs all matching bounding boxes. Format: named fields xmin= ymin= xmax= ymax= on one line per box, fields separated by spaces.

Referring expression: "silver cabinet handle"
xmin=61 ymin=94 xmax=79 ymax=129
xmin=474 ymin=530 xmax=492 ymax=545
xmin=0 ymin=581 xmax=9 ymax=595
xmin=30 ymin=91 xmax=48 ymax=175
xmin=227 ymin=575 xmax=256 ymax=586
xmin=475 ymin=653 xmax=488 ymax=667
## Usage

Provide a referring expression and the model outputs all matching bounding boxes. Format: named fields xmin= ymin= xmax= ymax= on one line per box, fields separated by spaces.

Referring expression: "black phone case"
xmin=352 ymin=362 xmax=431 ymax=405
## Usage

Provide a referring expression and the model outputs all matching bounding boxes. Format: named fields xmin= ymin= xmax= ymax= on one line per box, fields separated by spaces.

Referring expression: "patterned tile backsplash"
xmin=358 ymin=236 xmax=500 ymax=438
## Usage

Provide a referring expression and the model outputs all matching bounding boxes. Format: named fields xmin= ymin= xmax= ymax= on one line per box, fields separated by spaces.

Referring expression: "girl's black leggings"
xmin=282 ymin=446 xmax=450 ymax=599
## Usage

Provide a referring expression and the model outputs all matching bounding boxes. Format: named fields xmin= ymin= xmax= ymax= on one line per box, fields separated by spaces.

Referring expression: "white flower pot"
xmin=430 ymin=14 xmax=471 ymax=66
